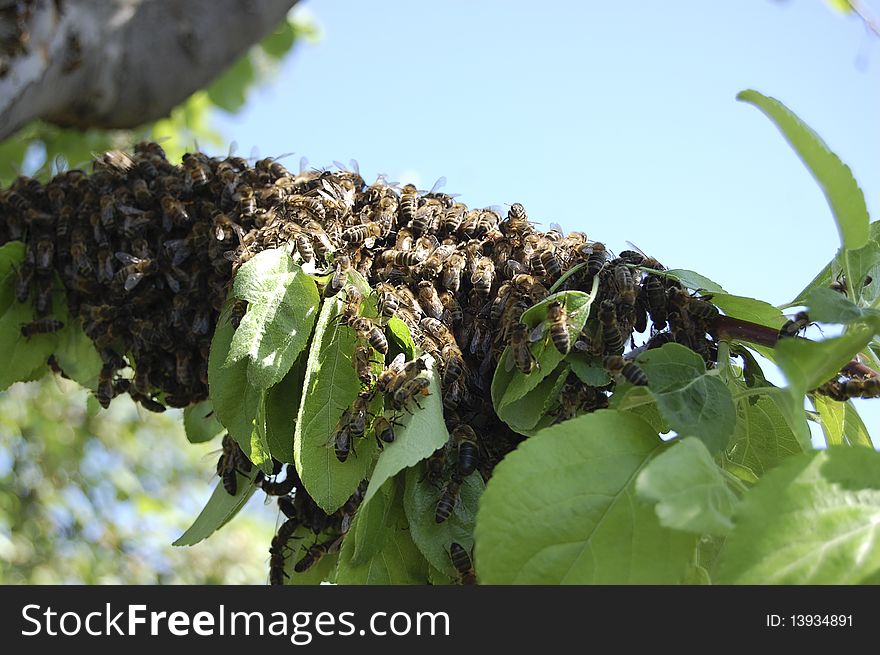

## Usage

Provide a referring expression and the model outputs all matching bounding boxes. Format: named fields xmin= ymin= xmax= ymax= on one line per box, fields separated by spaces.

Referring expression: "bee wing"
xmin=427 ymin=176 xmax=447 ymax=195
xmin=124 ymin=272 xmax=144 ymax=291
xmin=114 ymin=251 xmax=139 ymax=265
xmin=164 ymin=272 xmax=181 ymax=294
xmin=389 ymin=352 xmax=406 ymax=372
xmin=529 ymin=322 xmax=546 ymax=343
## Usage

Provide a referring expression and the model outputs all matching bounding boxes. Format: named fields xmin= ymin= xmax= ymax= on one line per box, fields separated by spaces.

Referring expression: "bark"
xmin=0 ymin=0 xmax=298 ymax=141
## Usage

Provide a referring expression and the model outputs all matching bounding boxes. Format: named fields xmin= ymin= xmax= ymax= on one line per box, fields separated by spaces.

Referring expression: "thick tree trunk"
xmin=0 ymin=0 xmax=298 ymax=141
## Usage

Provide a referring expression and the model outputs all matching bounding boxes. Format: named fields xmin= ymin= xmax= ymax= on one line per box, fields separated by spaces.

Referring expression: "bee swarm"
xmin=2 ymin=144 xmax=734 ymax=581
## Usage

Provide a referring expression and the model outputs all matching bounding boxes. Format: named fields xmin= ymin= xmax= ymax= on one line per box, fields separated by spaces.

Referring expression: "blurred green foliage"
xmin=0 ymin=8 xmax=317 ymax=584
xmin=0 ymin=379 xmax=277 ymax=583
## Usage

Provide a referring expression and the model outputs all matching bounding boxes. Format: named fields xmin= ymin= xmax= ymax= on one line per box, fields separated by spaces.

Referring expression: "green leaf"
xmin=0 ymin=242 xmax=25 ymax=310
xmin=362 ymin=365 xmax=447 ymax=507
xmin=738 ymin=89 xmax=870 ymax=251
xmin=335 ymin=500 xmax=428 ymax=584
xmin=660 ymin=269 xmax=726 ymax=293
xmin=350 ymin=479 xmax=397 ymax=566
xmin=710 ymin=293 xmax=785 ymax=328
xmin=263 ymin=350 xmax=308 ymax=463
xmin=52 ymin=315 xmax=102 ymax=389
xmin=403 ymin=464 xmax=484 ymax=579
xmin=811 ymin=395 xmax=874 ymax=448
xmin=260 ymin=18 xmax=298 ymax=59
xmin=294 ymin=287 xmax=378 ymax=513
xmin=282 ymin=526 xmax=340 ymax=585
xmin=206 ymin=54 xmax=256 ymax=113
xmin=802 ymin=287 xmax=875 ymax=324
xmin=825 ymin=0 xmax=854 ymax=13
xmin=207 ymin=301 xmax=265 ymax=468
xmin=475 ymin=410 xmax=696 ymax=583
xmin=726 ymin=387 xmax=809 ymax=477
xmin=637 ymin=437 xmax=739 ymax=536
xmin=0 ymin=297 xmax=58 ymax=391
xmin=227 ymin=249 xmax=320 ymax=389
xmin=386 ymin=316 xmax=417 ymax=359
xmin=637 ymin=344 xmax=737 ymax=453
xmin=496 ymin=363 xmax=570 ymax=434
xmin=716 ymin=447 xmax=880 ymax=583
xmin=791 ymin=221 xmax=880 ymax=307
xmin=493 ymin=287 xmax=597 ymax=412
xmin=172 ymin=474 xmax=258 ymax=547
xmin=776 ymin=323 xmax=879 ymax=396
xmin=567 ymin=354 xmax=611 ymax=386
xmin=610 ymin=386 xmax=671 ymax=433
xmin=183 ymin=400 xmax=224 ymax=444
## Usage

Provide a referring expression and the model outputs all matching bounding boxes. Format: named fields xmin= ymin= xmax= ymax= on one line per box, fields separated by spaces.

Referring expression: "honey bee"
xmin=159 ymin=195 xmax=190 ymax=230
xmin=269 ymin=516 xmax=299 ymax=586
xmin=603 ymin=355 xmax=648 ymax=386
xmin=114 ymin=252 xmax=157 ymax=291
xmin=391 ymin=376 xmax=431 ymax=413
xmin=599 ymin=299 xmax=625 ymax=355
xmin=779 ymin=311 xmax=810 ymax=339
xmin=175 ymin=349 xmax=192 ymax=386
xmin=349 ymin=316 xmax=388 ymax=354
xmin=131 ymin=178 xmax=152 ymax=206
xmin=471 ymin=257 xmax=495 ymax=296
xmin=529 ymin=300 xmax=570 ymax=354
xmin=462 ymin=208 xmax=499 ymax=239
xmin=353 ymin=343 xmax=378 ymax=386
xmin=33 ymin=274 xmax=53 ymax=316
xmin=182 ymin=152 xmax=211 ymax=188
xmin=438 ymin=290 xmax=463 ymax=324
xmin=399 ymin=183 xmax=419 ymax=226
xmin=449 ymin=542 xmax=477 ymax=585
xmin=688 ymin=297 xmax=720 ymax=322
xmin=538 ymin=242 xmax=562 ymax=280
xmin=435 ymin=474 xmax=462 ymax=523
xmin=441 ymin=252 xmax=466 ymax=293
xmin=586 ymin=243 xmax=608 ymax=276
xmin=412 ymin=203 xmax=439 ymax=237
xmin=341 ymin=221 xmax=384 ymax=246
xmin=230 ymin=299 xmax=248 ymax=329
xmin=326 ymin=254 xmax=352 ymax=296
xmin=96 ymin=365 xmax=115 ymax=409
xmin=234 ymin=184 xmax=257 ymax=217
xmin=373 ymin=415 xmax=401 ymax=445
xmin=294 ymin=537 xmax=341 ymax=573
xmin=20 ymin=319 xmax=64 ymax=337
xmin=417 ymin=280 xmax=444 ymax=320
xmin=452 ymin=425 xmax=478 ymax=478
xmin=338 ymin=284 xmax=362 ymax=325
xmin=642 ymin=275 xmax=667 ymax=330
xmin=333 ymin=426 xmax=353 ymax=462
xmin=14 ymin=261 xmax=33 ymax=303
xmin=500 ymin=202 xmax=531 ymax=238
xmin=815 ymin=377 xmax=880 ymax=401
xmin=217 ymin=434 xmax=252 ymax=495
xmin=377 ymin=354 xmax=425 ymax=394
xmin=34 ymin=237 xmax=55 ymax=274
xmin=423 ymin=447 xmax=447 ymax=486
xmin=375 ymin=282 xmax=400 ymax=319
xmin=507 ymin=322 xmax=537 ymax=374
xmin=440 ymin=343 xmax=465 ymax=387
xmin=380 ymin=249 xmax=424 ymax=267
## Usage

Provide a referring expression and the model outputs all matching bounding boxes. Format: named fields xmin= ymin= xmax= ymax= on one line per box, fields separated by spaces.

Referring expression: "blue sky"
xmin=213 ymin=0 xmax=880 ymax=437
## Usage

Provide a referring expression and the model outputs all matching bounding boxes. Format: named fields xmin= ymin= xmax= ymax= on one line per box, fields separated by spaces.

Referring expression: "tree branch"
xmin=0 ymin=0 xmax=298 ymax=141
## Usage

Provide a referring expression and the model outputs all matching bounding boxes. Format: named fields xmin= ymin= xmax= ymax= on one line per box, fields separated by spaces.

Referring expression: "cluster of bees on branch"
xmin=216 ymin=434 xmax=364 ymax=584
xmin=0 ymin=142 xmax=281 ymax=411
xmin=0 ymin=143 xmax=733 ymax=584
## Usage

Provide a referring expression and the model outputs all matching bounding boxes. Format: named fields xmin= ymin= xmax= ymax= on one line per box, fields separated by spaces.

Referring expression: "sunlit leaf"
xmin=738 ymin=89 xmax=869 ymax=251
xmin=637 ymin=437 xmax=739 ymax=536
xmin=404 ymin=464 xmax=484 ymax=579
xmin=172 ymin=473 xmax=259 ymax=547
xmin=716 ymin=447 xmax=880 ymax=584
xmin=227 ymin=249 xmax=319 ymax=389
xmin=637 ymin=343 xmax=736 ymax=453
xmin=183 ymin=400 xmax=224 ymax=444
xmin=475 ymin=410 xmax=695 ymax=583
